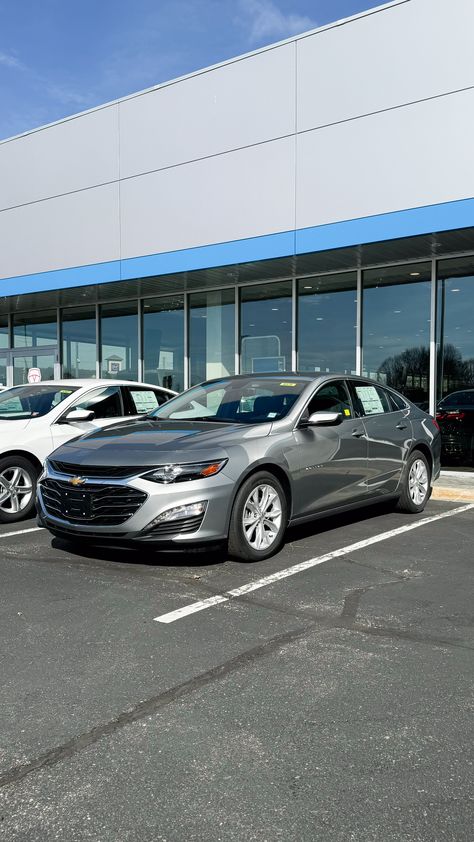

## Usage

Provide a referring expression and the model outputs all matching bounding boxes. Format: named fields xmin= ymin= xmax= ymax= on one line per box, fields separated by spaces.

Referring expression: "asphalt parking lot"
xmin=1 ymin=499 xmax=473 ymax=841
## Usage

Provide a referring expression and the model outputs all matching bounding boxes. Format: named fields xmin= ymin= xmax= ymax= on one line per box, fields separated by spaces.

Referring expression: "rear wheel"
xmin=0 ymin=455 xmax=38 ymax=523
xmin=396 ymin=450 xmax=431 ymax=514
xmin=228 ymin=472 xmax=288 ymax=562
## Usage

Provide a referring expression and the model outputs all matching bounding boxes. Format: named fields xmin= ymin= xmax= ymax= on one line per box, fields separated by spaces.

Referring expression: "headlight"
xmin=142 ymin=459 xmax=227 ymax=484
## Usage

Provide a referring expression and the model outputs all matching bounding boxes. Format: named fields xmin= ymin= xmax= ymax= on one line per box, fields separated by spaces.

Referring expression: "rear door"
xmin=349 ymin=381 xmax=411 ymax=497
xmin=290 ymin=379 xmax=369 ymax=517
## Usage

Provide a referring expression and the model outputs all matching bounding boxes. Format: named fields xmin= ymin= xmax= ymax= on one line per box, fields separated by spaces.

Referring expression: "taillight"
xmin=436 ymin=411 xmax=465 ymax=422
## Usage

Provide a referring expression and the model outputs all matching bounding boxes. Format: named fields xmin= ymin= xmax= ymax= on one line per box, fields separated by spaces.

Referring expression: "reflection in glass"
xmin=363 ymin=263 xmax=431 ymax=406
xmin=100 ymin=302 xmax=138 ymax=381
xmin=62 ymin=307 xmax=97 ymax=379
xmin=143 ymin=296 xmax=184 ymax=392
xmin=13 ymin=311 xmax=57 ymax=348
xmin=13 ymin=353 xmax=56 ymax=385
xmin=0 ymin=317 xmax=8 ymax=349
xmin=190 ymin=290 xmax=235 ymax=386
xmin=241 ymin=282 xmax=292 ymax=374
xmin=437 ymin=257 xmax=474 ymax=398
xmin=298 ymin=272 xmax=357 ymax=374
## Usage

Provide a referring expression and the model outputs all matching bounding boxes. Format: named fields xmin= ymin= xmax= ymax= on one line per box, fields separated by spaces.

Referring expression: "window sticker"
xmin=343 ymin=408 xmax=351 ymax=416
xmin=355 ymin=386 xmax=384 ymax=415
xmin=279 ymin=382 xmax=296 ymax=387
xmin=130 ymin=390 xmax=159 ymax=413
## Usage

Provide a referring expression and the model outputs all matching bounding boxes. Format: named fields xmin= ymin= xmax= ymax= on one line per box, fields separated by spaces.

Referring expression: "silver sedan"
xmin=37 ymin=374 xmax=441 ymax=561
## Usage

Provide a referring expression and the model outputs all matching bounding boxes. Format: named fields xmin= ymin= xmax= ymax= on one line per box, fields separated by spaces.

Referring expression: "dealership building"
xmin=1 ymin=0 xmax=473 ymax=433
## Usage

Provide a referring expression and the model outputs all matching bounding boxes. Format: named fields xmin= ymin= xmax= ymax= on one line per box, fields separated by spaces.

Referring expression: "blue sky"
xmin=0 ymin=0 xmax=383 ymax=140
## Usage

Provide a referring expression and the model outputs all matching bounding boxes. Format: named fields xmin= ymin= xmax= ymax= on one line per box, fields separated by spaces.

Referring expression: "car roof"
xmin=199 ymin=373 xmax=384 ymax=385
xmin=4 ymin=379 xmax=176 ymax=393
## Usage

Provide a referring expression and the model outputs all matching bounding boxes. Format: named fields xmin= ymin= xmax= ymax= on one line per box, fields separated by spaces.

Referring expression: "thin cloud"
xmin=0 ymin=49 xmax=26 ymax=70
xmin=238 ymin=0 xmax=316 ymax=45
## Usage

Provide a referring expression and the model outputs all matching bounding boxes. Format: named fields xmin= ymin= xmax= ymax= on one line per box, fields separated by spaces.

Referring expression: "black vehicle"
xmin=436 ymin=389 xmax=474 ymax=464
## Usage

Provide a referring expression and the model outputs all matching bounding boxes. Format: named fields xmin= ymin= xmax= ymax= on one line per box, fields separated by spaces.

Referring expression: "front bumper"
xmin=36 ymin=467 xmax=235 ymax=546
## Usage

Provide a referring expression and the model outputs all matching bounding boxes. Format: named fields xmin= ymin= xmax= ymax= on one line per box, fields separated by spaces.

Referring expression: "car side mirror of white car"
xmin=306 ymin=411 xmax=343 ymax=426
xmin=59 ymin=408 xmax=96 ymax=424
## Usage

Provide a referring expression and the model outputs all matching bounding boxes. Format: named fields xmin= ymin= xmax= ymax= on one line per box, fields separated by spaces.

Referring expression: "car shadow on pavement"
xmin=49 ymin=500 xmax=399 ymax=570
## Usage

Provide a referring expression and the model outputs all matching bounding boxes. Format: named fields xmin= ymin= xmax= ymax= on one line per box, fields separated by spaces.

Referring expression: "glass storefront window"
xmin=100 ymin=302 xmax=138 ymax=381
xmin=62 ymin=306 xmax=97 ymax=379
xmin=189 ymin=290 xmax=235 ymax=386
xmin=363 ymin=263 xmax=431 ymax=407
xmin=143 ymin=296 xmax=184 ymax=392
xmin=241 ymin=281 xmax=292 ymax=374
xmin=13 ymin=310 xmax=57 ymax=348
xmin=298 ymin=272 xmax=357 ymax=374
xmin=437 ymin=257 xmax=474 ymax=398
xmin=0 ymin=317 xmax=8 ymax=349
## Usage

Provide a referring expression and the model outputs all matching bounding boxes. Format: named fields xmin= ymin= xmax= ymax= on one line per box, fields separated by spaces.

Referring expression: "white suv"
xmin=0 ymin=379 xmax=176 ymax=523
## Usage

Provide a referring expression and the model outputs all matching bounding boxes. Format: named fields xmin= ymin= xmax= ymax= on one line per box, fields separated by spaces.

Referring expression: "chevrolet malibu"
xmin=37 ymin=374 xmax=441 ymax=561
xmin=0 ymin=379 xmax=175 ymax=523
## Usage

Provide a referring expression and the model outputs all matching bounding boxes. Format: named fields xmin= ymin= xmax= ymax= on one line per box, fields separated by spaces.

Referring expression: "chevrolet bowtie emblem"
xmin=69 ymin=476 xmax=86 ymax=487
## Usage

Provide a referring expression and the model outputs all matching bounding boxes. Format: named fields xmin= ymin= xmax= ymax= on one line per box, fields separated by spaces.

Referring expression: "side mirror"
xmin=306 ymin=411 xmax=343 ymax=426
xmin=59 ymin=408 xmax=95 ymax=424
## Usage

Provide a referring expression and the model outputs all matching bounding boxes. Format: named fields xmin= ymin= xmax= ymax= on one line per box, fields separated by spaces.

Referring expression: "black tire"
xmin=0 ymin=455 xmax=39 ymax=524
xmin=228 ymin=471 xmax=288 ymax=562
xmin=396 ymin=450 xmax=431 ymax=514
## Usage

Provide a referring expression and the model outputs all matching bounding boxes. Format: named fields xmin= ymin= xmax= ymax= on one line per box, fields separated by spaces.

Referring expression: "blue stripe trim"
xmin=0 ymin=260 xmax=121 ymax=297
xmin=296 ymin=197 xmax=474 ymax=254
xmin=2 ymin=197 xmax=474 ymax=298
xmin=120 ymin=230 xmax=295 ymax=281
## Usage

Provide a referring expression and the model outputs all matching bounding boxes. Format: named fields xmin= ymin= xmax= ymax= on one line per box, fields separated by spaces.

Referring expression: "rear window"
xmin=441 ymin=391 xmax=474 ymax=407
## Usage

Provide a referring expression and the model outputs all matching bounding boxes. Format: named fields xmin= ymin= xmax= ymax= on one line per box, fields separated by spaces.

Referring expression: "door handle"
xmin=396 ymin=422 xmax=408 ymax=430
xmin=352 ymin=428 xmax=365 ymax=438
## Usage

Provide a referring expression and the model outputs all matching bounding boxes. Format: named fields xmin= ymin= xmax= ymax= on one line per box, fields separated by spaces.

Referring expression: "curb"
xmin=431 ymin=486 xmax=474 ymax=503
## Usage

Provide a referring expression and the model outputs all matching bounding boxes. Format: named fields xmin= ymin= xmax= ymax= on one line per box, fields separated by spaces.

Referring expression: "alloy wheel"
xmin=0 ymin=467 xmax=34 ymax=514
xmin=408 ymin=458 xmax=428 ymax=506
xmin=242 ymin=483 xmax=283 ymax=551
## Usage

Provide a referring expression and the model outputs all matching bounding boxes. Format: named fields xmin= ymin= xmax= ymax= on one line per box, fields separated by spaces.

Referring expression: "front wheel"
xmin=0 ymin=455 xmax=39 ymax=523
xmin=228 ymin=472 xmax=288 ymax=562
xmin=396 ymin=450 xmax=431 ymax=514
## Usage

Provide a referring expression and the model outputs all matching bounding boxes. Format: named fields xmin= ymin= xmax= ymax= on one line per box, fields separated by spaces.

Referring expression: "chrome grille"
xmin=40 ymin=479 xmax=147 ymax=526
xmin=49 ymin=461 xmax=143 ymax=479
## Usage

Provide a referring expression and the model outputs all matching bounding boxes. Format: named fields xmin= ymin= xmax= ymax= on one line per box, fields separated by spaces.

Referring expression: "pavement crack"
xmin=337 ymin=620 xmax=474 ymax=651
xmin=0 ymin=621 xmax=314 ymax=791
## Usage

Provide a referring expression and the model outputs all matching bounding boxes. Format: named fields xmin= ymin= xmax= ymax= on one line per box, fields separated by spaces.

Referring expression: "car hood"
xmin=50 ymin=418 xmax=272 ymax=467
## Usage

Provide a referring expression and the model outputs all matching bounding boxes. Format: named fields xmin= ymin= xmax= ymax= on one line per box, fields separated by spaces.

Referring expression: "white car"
xmin=0 ymin=379 xmax=176 ymax=523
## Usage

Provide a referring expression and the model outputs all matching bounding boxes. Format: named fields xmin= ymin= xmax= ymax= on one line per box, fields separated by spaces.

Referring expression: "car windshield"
xmin=0 ymin=385 xmax=79 ymax=419
xmin=150 ymin=377 xmax=307 ymax=424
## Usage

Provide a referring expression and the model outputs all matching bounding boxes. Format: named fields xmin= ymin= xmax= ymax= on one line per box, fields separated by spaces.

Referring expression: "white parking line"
xmin=0 ymin=527 xmax=43 ymax=539
xmin=154 ymin=502 xmax=474 ymax=624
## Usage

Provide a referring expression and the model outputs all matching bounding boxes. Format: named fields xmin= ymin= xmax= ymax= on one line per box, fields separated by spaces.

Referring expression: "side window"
xmin=127 ymin=388 xmax=162 ymax=415
xmin=353 ymin=383 xmax=392 ymax=416
xmin=388 ymin=390 xmax=408 ymax=411
xmin=71 ymin=386 xmax=123 ymax=419
xmin=307 ymin=381 xmax=353 ymax=419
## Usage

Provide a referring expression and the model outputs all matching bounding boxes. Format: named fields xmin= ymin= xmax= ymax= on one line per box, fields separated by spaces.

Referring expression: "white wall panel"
xmin=119 ymin=44 xmax=295 ymax=179
xmin=296 ymin=88 xmax=474 ymax=231
xmin=120 ymin=137 xmax=295 ymax=258
xmin=0 ymin=184 xmax=120 ymax=280
xmin=0 ymin=106 xmax=119 ymax=211
xmin=298 ymin=0 xmax=474 ymax=132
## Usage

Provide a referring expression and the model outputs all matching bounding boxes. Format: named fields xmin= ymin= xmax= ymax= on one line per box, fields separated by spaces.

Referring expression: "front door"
xmin=290 ymin=379 xmax=369 ymax=516
xmin=1 ymin=347 xmax=59 ymax=387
